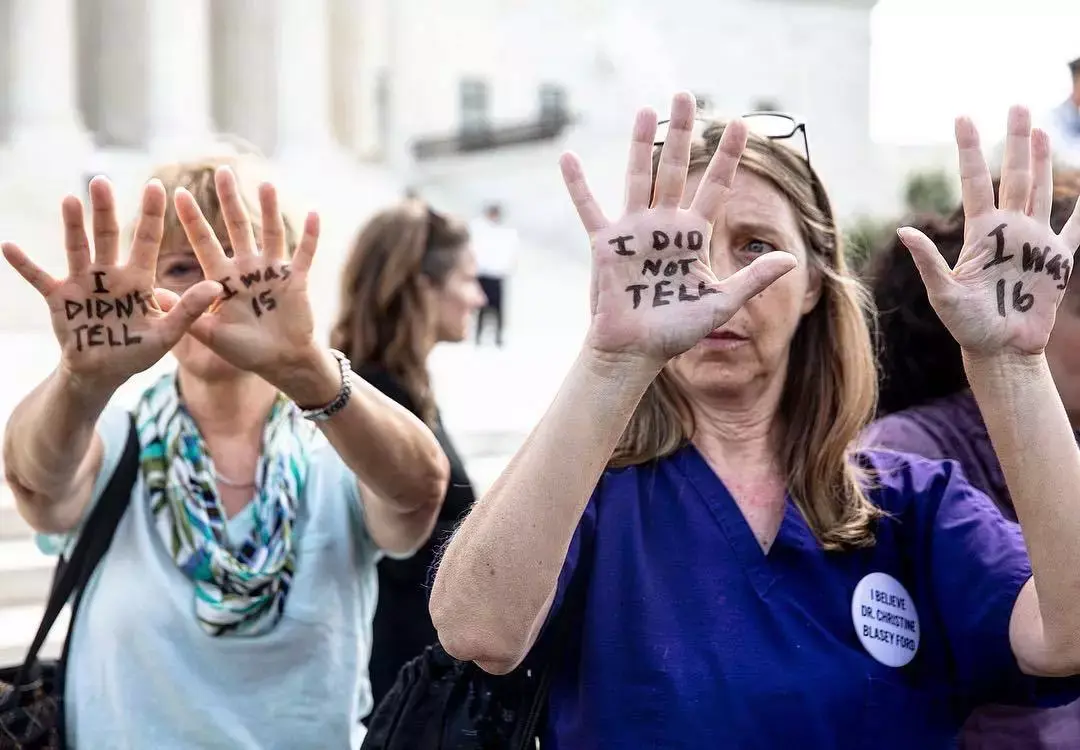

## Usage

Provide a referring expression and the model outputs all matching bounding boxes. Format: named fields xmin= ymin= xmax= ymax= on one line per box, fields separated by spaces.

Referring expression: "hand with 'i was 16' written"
xmin=899 ymin=106 xmax=1080 ymax=358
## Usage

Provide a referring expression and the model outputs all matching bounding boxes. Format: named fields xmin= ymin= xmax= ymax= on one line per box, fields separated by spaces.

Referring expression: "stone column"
xmin=7 ymin=0 xmax=90 ymax=155
xmin=146 ymin=0 xmax=216 ymax=156
xmin=274 ymin=0 xmax=339 ymax=161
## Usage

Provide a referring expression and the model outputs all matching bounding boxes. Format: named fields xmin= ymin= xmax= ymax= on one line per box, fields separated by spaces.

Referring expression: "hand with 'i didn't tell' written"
xmin=2 ymin=177 xmax=221 ymax=390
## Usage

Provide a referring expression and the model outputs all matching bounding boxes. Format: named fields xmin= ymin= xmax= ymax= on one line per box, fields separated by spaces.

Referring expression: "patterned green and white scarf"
xmin=134 ymin=373 xmax=320 ymax=637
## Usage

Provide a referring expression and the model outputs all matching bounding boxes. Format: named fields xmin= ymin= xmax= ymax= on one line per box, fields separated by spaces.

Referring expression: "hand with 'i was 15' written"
xmin=172 ymin=166 xmax=337 ymax=403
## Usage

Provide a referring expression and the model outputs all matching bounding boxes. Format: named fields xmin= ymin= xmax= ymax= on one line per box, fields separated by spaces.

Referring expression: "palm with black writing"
xmin=899 ymin=107 xmax=1080 ymax=357
xmin=174 ymin=166 xmax=320 ymax=380
xmin=2 ymin=178 xmax=220 ymax=389
xmin=563 ymin=92 xmax=796 ymax=367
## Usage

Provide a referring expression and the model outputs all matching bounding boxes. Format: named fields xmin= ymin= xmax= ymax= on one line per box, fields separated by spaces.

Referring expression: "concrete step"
xmin=0 ymin=603 xmax=67 ymax=667
xmin=0 ymin=538 xmax=54 ymax=609
xmin=0 ymin=487 xmax=32 ymax=542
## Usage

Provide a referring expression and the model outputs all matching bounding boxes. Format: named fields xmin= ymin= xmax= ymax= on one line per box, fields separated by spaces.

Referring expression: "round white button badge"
xmin=851 ymin=572 xmax=920 ymax=667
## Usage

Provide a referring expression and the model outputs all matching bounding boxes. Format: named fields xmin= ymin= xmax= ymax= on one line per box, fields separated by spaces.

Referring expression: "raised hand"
xmin=561 ymin=92 xmax=796 ymax=367
xmin=899 ymin=107 xmax=1080 ymax=357
xmin=2 ymin=178 xmax=221 ymax=389
xmin=174 ymin=166 xmax=323 ymax=386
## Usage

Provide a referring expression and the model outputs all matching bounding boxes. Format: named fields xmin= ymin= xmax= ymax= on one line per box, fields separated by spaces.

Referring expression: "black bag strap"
xmin=512 ymin=528 xmax=594 ymax=749
xmin=13 ymin=414 xmax=139 ymax=688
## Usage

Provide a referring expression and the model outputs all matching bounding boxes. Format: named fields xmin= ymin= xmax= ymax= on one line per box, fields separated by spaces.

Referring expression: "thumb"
xmin=158 ymin=280 xmax=222 ymax=345
xmin=707 ymin=251 xmax=798 ymax=325
xmin=897 ymin=227 xmax=951 ymax=296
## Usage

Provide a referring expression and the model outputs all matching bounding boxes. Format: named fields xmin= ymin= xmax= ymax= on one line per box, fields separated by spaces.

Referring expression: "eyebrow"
xmin=727 ymin=220 xmax=794 ymax=245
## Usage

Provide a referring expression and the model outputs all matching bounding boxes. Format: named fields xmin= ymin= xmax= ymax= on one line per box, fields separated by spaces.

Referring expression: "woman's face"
xmin=427 ymin=247 xmax=487 ymax=343
xmin=156 ymin=234 xmax=244 ymax=382
xmin=1046 ymin=284 xmax=1080 ymax=427
xmin=669 ymin=169 xmax=822 ymax=400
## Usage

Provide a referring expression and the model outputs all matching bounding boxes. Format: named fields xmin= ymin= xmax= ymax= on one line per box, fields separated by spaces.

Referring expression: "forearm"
xmin=430 ymin=348 xmax=659 ymax=668
xmin=4 ymin=366 xmax=113 ymax=507
xmin=965 ymin=351 xmax=1080 ymax=650
xmin=276 ymin=348 xmax=449 ymax=512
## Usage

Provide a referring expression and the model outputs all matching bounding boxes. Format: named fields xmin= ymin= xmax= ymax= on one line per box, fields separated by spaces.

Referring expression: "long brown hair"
xmin=331 ymin=201 xmax=469 ymax=426
xmin=611 ymin=122 xmax=883 ymax=551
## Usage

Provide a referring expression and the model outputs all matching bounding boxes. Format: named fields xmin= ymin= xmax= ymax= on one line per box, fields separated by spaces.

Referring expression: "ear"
xmin=800 ymin=260 xmax=823 ymax=315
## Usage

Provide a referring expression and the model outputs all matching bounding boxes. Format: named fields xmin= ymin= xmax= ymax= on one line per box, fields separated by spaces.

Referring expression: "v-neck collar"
xmin=672 ymin=443 xmax=817 ymax=597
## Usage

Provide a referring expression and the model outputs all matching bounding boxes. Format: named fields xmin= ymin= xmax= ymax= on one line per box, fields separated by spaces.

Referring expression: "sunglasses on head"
xmin=654 ymin=111 xmax=834 ymax=232
xmin=654 ymin=111 xmax=812 ymax=166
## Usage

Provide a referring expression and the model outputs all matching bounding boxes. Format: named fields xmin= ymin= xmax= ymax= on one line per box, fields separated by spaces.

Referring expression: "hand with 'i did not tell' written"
xmin=561 ymin=92 xmax=797 ymax=370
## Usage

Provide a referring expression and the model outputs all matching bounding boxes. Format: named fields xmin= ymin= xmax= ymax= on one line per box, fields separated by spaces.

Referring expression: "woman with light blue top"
xmin=1 ymin=157 xmax=450 ymax=748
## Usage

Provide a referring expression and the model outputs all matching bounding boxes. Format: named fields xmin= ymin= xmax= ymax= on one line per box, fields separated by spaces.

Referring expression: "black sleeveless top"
xmin=355 ymin=364 xmax=476 ymax=715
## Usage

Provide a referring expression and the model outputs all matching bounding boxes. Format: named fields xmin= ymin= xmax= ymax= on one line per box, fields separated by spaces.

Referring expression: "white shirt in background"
xmin=469 ymin=216 xmax=520 ymax=278
xmin=1042 ymin=99 xmax=1080 ymax=168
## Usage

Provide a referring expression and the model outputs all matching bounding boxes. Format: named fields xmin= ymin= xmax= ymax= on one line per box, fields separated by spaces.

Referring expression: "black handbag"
xmin=362 ymin=553 xmax=590 ymax=750
xmin=0 ymin=417 xmax=139 ymax=749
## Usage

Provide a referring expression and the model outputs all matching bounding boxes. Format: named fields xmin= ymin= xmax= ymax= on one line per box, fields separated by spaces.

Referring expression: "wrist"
xmin=271 ymin=347 xmax=342 ymax=409
xmin=962 ymin=349 xmax=1048 ymax=381
xmin=55 ymin=362 xmax=121 ymax=409
xmin=577 ymin=345 xmax=663 ymax=394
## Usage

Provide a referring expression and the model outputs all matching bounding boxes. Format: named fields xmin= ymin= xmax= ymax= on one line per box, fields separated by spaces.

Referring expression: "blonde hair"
xmin=611 ymin=122 xmax=883 ymax=551
xmin=148 ymin=155 xmax=297 ymax=257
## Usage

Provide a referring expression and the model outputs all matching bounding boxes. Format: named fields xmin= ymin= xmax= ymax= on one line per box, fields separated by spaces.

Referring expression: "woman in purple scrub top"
xmin=430 ymin=92 xmax=1080 ymax=749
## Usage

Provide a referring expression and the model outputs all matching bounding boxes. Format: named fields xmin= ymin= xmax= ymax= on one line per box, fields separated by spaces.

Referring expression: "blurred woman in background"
xmin=331 ymin=201 xmax=487 ymax=713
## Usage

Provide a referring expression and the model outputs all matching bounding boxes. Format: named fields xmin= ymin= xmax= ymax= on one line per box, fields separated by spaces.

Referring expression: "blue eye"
xmin=744 ymin=240 xmax=777 ymax=255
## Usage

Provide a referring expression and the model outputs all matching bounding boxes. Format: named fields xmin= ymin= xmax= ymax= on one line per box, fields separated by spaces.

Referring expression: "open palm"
xmin=173 ymin=167 xmax=321 ymax=377
xmin=563 ymin=93 xmax=796 ymax=366
xmin=900 ymin=107 xmax=1080 ymax=357
xmin=2 ymin=178 xmax=219 ymax=389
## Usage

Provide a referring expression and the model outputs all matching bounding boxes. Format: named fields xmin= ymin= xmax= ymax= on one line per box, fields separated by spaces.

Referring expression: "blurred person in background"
xmin=1040 ymin=55 xmax=1080 ymax=167
xmin=863 ymin=173 xmax=1080 ymax=749
xmin=330 ymin=201 xmax=486 ymax=715
xmin=1 ymin=159 xmax=449 ymax=749
xmin=431 ymin=93 xmax=1080 ymax=748
xmin=469 ymin=202 xmax=519 ymax=347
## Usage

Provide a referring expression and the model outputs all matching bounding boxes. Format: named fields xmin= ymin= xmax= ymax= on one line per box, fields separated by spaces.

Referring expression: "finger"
xmin=128 ymin=180 xmax=167 ymax=273
xmin=89 ymin=176 xmax=121 ymax=266
xmin=559 ymin=152 xmax=607 ymax=234
xmin=897 ymin=227 xmax=952 ymax=297
xmin=158 ymin=280 xmax=222 ymax=346
xmin=999 ymin=106 xmax=1032 ymax=213
xmin=1061 ymin=196 xmax=1080 ymax=252
xmin=214 ymin=166 xmax=258 ymax=257
xmin=955 ymin=117 xmax=996 ymax=220
xmin=289 ymin=212 xmax=320 ymax=275
xmin=1026 ymin=128 xmax=1053 ymax=222
xmin=652 ymin=92 xmax=696 ymax=208
xmin=61 ymin=195 xmax=91 ymax=277
xmin=690 ymin=119 xmax=748 ymax=222
xmin=152 ymin=286 xmax=181 ymax=312
xmin=174 ymin=187 xmax=230 ymax=275
xmin=2 ymin=242 xmax=61 ymax=297
xmin=258 ymin=182 xmax=288 ymax=262
xmin=707 ymin=252 xmax=797 ymax=325
xmin=624 ymin=108 xmax=659 ymax=214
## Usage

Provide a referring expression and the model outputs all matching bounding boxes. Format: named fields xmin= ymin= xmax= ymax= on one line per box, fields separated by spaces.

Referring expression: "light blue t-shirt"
xmin=38 ymin=405 xmax=383 ymax=749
